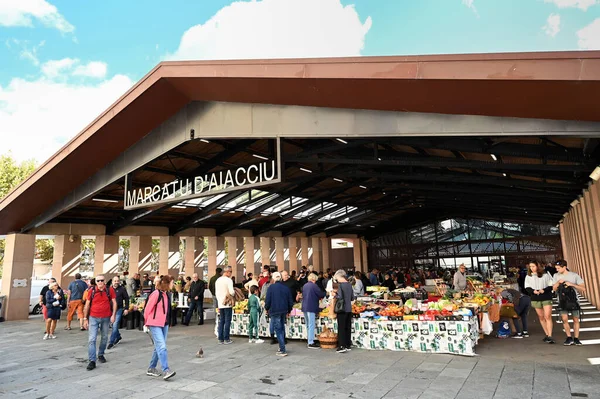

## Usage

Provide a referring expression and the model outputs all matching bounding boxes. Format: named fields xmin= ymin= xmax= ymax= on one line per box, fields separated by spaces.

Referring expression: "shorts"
xmin=47 ymin=307 xmax=61 ymax=321
xmin=67 ymin=299 xmax=84 ymax=321
xmin=559 ymin=310 xmax=580 ymax=318
xmin=531 ymin=300 xmax=553 ymax=309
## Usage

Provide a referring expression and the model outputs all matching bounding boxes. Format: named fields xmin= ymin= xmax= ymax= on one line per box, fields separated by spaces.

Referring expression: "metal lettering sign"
xmin=124 ymin=138 xmax=282 ymax=210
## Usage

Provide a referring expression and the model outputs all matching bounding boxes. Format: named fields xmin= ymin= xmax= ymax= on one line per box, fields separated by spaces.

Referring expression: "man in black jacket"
xmin=184 ymin=273 xmax=205 ymax=326
xmin=108 ymin=276 xmax=129 ymax=349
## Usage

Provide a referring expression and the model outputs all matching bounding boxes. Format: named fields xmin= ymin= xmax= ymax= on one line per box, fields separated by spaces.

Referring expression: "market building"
xmin=1 ymin=50 xmax=600 ymax=323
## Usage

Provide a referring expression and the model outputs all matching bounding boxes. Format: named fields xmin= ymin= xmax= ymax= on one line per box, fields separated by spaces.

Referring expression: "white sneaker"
xmin=249 ymin=339 xmax=255 ymax=343
xmin=50 ymin=334 xmax=57 ymax=339
xmin=43 ymin=333 xmax=49 ymax=340
xmin=255 ymin=339 xmax=265 ymax=344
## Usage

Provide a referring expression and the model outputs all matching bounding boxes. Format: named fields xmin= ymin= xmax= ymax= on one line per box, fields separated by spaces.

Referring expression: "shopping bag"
xmin=487 ymin=304 xmax=500 ymax=323
xmin=481 ymin=313 xmax=493 ymax=335
xmin=500 ymin=304 xmax=517 ymax=318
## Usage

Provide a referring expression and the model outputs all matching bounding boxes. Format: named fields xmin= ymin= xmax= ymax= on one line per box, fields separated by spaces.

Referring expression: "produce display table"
xmin=216 ymin=311 xmax=479 ymax=356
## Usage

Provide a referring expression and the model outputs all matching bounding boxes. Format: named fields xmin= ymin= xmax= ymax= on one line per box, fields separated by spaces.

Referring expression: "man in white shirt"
xmin=453 ymin=264 xmax=468 ymax=291
xmin=552 ymin=260 xmax=585 ymax=346
xmin=215 ymin=266 xmax=235 ymax=345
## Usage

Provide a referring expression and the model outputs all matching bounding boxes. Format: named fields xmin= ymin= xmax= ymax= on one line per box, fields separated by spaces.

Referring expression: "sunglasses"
xmin=96 ymin=279 xmax=105 ymax=282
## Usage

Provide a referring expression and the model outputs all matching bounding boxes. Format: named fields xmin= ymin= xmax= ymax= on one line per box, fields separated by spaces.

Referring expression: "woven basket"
xmin=318 ymin=327 xmax=338 ymax=349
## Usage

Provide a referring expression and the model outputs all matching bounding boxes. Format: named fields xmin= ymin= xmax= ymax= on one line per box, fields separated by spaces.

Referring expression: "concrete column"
xmin=129 ymin=236 xmax=152 ymax=274
xmin=588 ymin=181 xmax=600 ymax=308
xmin=217 ymin=237 xmax=226 ymax=266
xmin=244 ymin=237 xmax=257 ymax=277
xmin=275 ymin=237 xmax=285 ymax=270
xmin=94 ymin=235 xmax=119 ymax=280
xmin=574 ymin=204 xmax=591 ymax=294
xmin=1 ymin=234 xmax=35 ymax=320
xmin=321 ymin=237 xmax=330 ymax=270
xmin=52 ymin=234 xmax=81 ymax=287
xmin=300 ymin=237 xmax=310 ymax=267
xmin=361 ymin=239 xmax=369 ymax=272
xmin=207 ymin=236 xmax=217 ymax=278
xmin=288 ymin=237 xmax=299 ymax=271
xmin=159 ymin=236 xmax=181 ymax=278
xmin=559 ymin=223 xmax=568 ymax=266
xmin=260 ymin=237 xmax=271 ymax=268
xmin=353 ymin=238 xmax=362 ymax=273
xmin=184 ymin=237 xmax=204 ymax=279
xmin=226 ymin=236 xmax=244 ymax=283
xmin=311 ymin=237 xmax=322 ymax=270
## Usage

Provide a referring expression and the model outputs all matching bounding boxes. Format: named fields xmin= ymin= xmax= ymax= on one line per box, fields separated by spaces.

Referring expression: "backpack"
xmin=148 ymin=290 xmax=169 ymax=323
xmin=557 ymin=284 xmax=580 ymax=312
xmin=87 ymin=286 xmax=112 ymax=310
xmin=59 ymin=289 xmax=68 ymax=310
xmin=497 ymin=321 xmax=511 ymax=338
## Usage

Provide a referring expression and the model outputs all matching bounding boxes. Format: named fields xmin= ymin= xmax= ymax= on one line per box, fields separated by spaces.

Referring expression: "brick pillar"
xmin=129 ymin=236 xmax=152 ymax=274
xmin=300 ymin=237 xmax=309 ymax=267
xmin=260 ymin=237 xmax=271 ymax=268
xmin=1 ymin=234 xmax=35 ymax=320
xmin=52 ymin=234 xmax=81 ymax=287
xmin=159 ymin=236 xmax=181 ymax=278
xmin=312 ymin=237 xmax=322 ymax=270
xmin=94 ymin=235 xmax=119 ymax=281
xmin=184 ymin=237 xmax=205 ymax=279
xmin=361 ymin=239 xmax=369 ymax=273
xmin=288 ymin=237 xmax=299 ymax=271
xmin=321 ymin=237 xmax=331 ymax=270
xmin=353 ymin=238 xmax=362 ymax=273
xmin=275 ymin=237 xmax=285 ymax=270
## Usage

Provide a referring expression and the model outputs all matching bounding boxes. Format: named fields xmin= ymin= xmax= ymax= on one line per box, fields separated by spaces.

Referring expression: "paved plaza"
xmin=1 ymin=314 xmax=599 ymax=399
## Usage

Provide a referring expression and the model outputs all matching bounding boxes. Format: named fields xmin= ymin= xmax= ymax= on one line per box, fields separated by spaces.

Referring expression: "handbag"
xmin=500 ymin=303 xmax=517 ymax=318
xmin=334 ymin=285 xmax=345 ymax=314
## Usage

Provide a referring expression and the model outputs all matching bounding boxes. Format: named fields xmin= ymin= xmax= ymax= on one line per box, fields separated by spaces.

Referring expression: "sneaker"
xmin=223 ymin=340 xmax=234 ymax=345
xmin=146 ymin=368 xmax=161 ymax=377
xmin=86 ymin=361 xmax=96 ymax=371
xmin=564 ymin=337 xmax=574 ymax=346
xmin=43 ymin=333 xmax=49 ymax=340
xmin=98 ymin=355 xmax=107 ymax=363
xmin=512 ymin=334 xmax=523 ymax=339
xmin=255 ymin=339 xmax=265 ymax=344
xmin=547 ymin=336 xmax=555 ymax=344
xmin=523 ymin=331 xmax=529 ymax=338
xmin=114 ymin=337 xmax=122 ymax=346
xmin=50 ymin=334 xmax=56 ymax=339
xmin=249 ymin=339 xmax=255 ymax=343
xmin=218 ymin=340 xmax=224 ymax=345
xmin=276 ymin=351 xmax=288 ymax=357
xmin=543 ymin=336 xmax=549 ymax=342
xmin=107 ymin=343 xmax=114 ymax=350
xmin=574 ymin=338 xmax=583 ymax=346
xmin=163 ymin=369 xmax=176 ymax=381
xmin=307 ymin=343 xmax=320 ymax=349
xmin=336 ymin=346 xmax=348 ymax=353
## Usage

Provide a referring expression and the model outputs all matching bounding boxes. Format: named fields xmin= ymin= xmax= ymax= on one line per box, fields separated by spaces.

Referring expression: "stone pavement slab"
xmin=1 ymin=317 xmax=599 ymax=399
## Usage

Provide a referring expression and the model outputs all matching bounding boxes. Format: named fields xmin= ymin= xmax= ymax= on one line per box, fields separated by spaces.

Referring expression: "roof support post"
xmin=275 ymin=237 xmax=285 ymax=271
xmin=184 ymin=236 xmax=205 ymax=279
xmin=288 ymin=237 xmax=299 ymax=272
xmin=53 ymin=234 xmax=81 ymax=287
xmin=159 ymin=236 xmax=180 ymax=278
xmin=321 ymin=237 xmax=331 ymax=270
xmin=94 ymin=235 xmax=119 ymax=282
xmin=311 ymin=237 xmax=322 ymax=271
xmin=129 ymin=236 xmax=152 ymax=275
xmin=301 ymin=237 xmax=310 ymax=267
xmin=0 ymin=233 xmax=35 ymax=320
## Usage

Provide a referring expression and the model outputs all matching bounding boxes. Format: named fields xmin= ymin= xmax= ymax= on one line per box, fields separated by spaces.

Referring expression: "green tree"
xmin=0 ymin=238 xmax=4 ymax=278
xmin=35 ymin=239 xmax=54 ymax=262
xmin=0 ymin=153 xmax=36 ymax=199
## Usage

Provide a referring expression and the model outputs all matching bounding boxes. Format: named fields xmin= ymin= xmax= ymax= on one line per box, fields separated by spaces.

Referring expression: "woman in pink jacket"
xmin=144 ymin=275 xmax=176 ymax=380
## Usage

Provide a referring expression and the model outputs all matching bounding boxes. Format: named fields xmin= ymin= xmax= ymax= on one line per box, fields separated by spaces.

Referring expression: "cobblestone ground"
xmin=1 ymin=316 xmax=599 ymax=399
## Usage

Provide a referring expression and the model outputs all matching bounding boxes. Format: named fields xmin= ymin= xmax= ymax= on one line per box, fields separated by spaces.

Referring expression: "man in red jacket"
xmin=82 ymin=275 xmax=116 ymax=371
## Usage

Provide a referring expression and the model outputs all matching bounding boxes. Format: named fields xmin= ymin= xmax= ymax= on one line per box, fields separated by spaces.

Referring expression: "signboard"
xmin=124 ymin=138 xmax=282 ymax=210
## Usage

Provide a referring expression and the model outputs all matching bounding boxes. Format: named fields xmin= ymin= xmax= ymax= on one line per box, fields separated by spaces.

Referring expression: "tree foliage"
xmin=0 ymin=153 xmax=36 ymax=200
xmin=35 ymin=239 xmax=54 ymax=262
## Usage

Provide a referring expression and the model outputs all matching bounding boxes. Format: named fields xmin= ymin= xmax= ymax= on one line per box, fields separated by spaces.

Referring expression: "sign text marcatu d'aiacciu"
xmin=124 ymin=160 xmax=278 ymax=210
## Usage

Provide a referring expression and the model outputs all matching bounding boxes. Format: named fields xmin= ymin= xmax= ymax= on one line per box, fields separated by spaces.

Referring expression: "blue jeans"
xmin=88 ymin=316 xmax=109 ymax=362
xmin=306 ymin=312 xmax=316 ymax=344
xmin=109 ymin=308 xmax=124 ymax=345
xmin=149 ymin=325 xmax=170 ymax=372
xmin=271 ymin=314 xmax=287 ymax=353
xmin=514 ymin=296 xmax=531 ymax=334
xmin=217 ymin=308 xmax=232 ymax=342
xmin=184 ymin=300 xmax=203 ymax=325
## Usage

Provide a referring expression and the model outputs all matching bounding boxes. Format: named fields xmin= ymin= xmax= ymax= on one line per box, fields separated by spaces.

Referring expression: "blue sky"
xmin=0 ymin=0 xmax=599 ymax=162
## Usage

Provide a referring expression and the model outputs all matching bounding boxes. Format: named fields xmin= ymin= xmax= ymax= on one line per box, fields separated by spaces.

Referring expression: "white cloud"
xmin=544 ymin=0 xmax=598 ymax=10
xmin=41 ymin=58 xmax=108 ymax=79
xmin=0 ymin=69 xmax=132 ymax=163
xmin=462 ymin=0 xmax=476 ymax=10
xmin=166 ymin=0 xmax=372 ymax=61
xmin=543 ymin=13 xmax=561 ymax=37
xmin=10 ymin=39 xmax=45 ymax=66
xmin=577 ymin=18 xmax=600 ymax=49
xmin=0 ymin=0 xmax=74 ymax=33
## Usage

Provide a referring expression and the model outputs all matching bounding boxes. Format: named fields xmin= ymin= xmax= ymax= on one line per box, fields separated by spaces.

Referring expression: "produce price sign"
xmin=218 ymin=312 xmax=479 ymax=356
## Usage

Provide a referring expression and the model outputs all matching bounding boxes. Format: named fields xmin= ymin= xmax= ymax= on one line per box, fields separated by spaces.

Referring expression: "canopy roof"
xmin=1 ymin=51 xmax=599 ymax=236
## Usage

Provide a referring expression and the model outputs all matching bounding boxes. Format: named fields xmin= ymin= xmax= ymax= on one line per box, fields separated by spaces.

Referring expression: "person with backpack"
xmin=66 ymin=273 xmax=88 ymax=331
xmin=107 ymin=276 xmax=130 ymax=350
xmin=552 ymin=260 xmax=586 ymax=346
xmin=44 ymin=282 xmax=66 ymax=340
xmin=82 ymin=275 xmax=117 ymax=371
xmin=524 ymin=260 xmax=555 ymax=344
xmin=144 ymin=275 xmax=176 ymax=381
